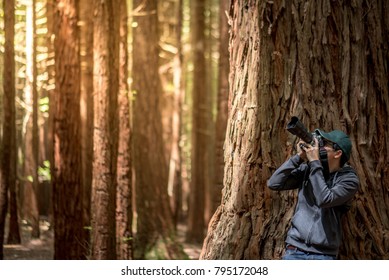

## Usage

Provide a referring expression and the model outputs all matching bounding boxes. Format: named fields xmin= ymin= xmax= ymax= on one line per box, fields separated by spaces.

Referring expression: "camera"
xmin=286 ymin=116 xmax=323 ymax=148
xmin=286 ymin=116 xmax=330 ymax=178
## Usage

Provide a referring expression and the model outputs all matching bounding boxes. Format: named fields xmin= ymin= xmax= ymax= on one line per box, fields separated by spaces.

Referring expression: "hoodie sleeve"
xmin=308 ymin=160 xmax=359 ymax=208
xmin=267 ymin=154 xmax=307 ymax=191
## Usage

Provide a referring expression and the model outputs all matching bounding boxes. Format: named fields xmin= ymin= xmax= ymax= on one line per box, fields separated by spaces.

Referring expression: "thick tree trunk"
xmin=91 ymin=0 xmax=120 ymax=260
xmin=52 ymin=0 xmax=87 ymax=260
xmin=201 ymin=0 xmax=389 ymax=260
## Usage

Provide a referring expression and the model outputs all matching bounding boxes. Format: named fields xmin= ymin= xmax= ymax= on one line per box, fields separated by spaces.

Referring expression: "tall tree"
xmin=46 ymin=0 xmax=55 ymax=226
xmin=169 ymin=0 xmax=184 ymax=227
xmin=133 ymin=0 xmax=186 ymax=259
xmin=210 ymin=0 xmax=230 ymax=216
xmin=1 ymin=0 xmax=20 ymax=259
xmin=158 ymin=0 xmax=184 ymax=227
xmin=201 ymin=0 xmax=389 ymax=260
xmin=24 ymin=0 xmax=40 ymax=239
xmin=187 ymin=0 xmax=209 ymax=244
xmin=116 ymin=0 xmax=133 ymax=260
xmin=52 ymin=0 xmax=86 ymax=259
xmin=80 ymin=0 xmax=94 ymax=243
xmin=91 ymin=0 xmax=120 ymax=260
xmin=4 ymin=0 xmax=21 ymax=246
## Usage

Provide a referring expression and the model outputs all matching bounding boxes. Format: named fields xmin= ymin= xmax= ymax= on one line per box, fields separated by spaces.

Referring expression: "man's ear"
xmin=334 ymin=149 xmax=343 ymax=159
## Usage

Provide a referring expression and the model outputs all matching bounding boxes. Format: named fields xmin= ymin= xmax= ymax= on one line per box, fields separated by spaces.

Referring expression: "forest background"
xmin=0 ymin=0 xmax=388 ymax=260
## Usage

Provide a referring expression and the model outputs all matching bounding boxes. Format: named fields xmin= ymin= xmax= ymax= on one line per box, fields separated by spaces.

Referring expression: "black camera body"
xmin=286 ymin=116 xmax=323 ymax=147
xmin=286 ymin=116 xmax=329 ymax=178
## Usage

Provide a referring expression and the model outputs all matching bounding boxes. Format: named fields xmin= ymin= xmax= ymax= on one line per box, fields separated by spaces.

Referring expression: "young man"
xmin=267 ymin=129 xmax=359 ymax=260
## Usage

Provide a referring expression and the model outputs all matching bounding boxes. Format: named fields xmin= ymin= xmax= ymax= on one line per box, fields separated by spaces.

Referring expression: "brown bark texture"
xmin=80 ymin=0 xmax=94 ymax=240
xmin=24 ymin=0 xmax=40 ymax=240
xmin=201 ymin=0 xmax=389 ymax=260
xmin=52 ymin=0 xmax=87 ymax=259
xmin=91 ymin=0 xmax=120 ymax=260
xmin=1 ymin=0 xmax=19 ymax=259
xmin=4 ymin=0 xmax=20 ymax=245
xmin=116 ymin=0 xmax=133 ymax=260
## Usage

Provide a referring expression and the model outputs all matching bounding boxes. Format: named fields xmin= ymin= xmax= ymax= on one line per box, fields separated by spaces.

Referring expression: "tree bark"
xmin=24 ymin=0 xmax=40 ymax=239
xmin=52 ymin=0 xmax=87 ymax=259
xmin=1 ymin=0 xmax=20 ymax=259
xmin=201 ymin=0 xmax=389 ymax=260
xmin=91 ymin=0 xmax=120 ymax=260
xmin=116 ymin=0 xmax=133 ymax=260
xmin=80 ymin=0 xmax=94 ymax=245
xmin=4 ymin=0 xmax=20 ymax=246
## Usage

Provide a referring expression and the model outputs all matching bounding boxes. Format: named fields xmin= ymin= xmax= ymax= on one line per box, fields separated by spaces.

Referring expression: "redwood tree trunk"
xmin=4 ymin=0 xmax=20 ymax=246
xmin=91 ymin=0 xmax=120 ymax=260
xmin=53 ymin=0 xmax=87 ymax=259
xmin=24 ymin=0 xmax=40 ymax=239
xmin=80 ymin=0 xmax=94 ymax=244
xmin=201 ymin=0 xmax=389 ymax=260
xmin=116 ymin=0 xmax=133 ymax=260
xmin=1 ymin=0 xmax=20 ymax=259
xmin=187 ymin=0 xmax=209 ymax=244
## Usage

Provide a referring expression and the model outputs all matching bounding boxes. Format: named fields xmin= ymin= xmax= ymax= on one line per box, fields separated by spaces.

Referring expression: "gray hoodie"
xmin=267 ymin=154 xmax=359 ymax=256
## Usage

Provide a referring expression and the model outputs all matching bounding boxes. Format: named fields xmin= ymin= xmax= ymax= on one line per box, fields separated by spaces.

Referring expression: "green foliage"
xmin=38 ymin=160 xmax=51 ymax=182
xmin=39 ymin=96 xmax=49 ymax=113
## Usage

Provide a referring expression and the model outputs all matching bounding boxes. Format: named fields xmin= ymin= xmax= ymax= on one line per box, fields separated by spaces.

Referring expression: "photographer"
xmin=267 ymin=128 xmax=359 ymax=260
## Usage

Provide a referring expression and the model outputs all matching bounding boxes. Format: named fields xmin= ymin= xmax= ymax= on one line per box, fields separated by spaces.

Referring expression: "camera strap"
xmin=319 ymin=148 xmax=330 ymax=180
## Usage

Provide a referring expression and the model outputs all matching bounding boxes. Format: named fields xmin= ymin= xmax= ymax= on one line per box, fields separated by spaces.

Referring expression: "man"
xmin=267 ymin=129 xmax=359 ymax=260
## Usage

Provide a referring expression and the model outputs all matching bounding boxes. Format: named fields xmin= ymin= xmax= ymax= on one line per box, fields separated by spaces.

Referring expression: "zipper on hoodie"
xmin=305 ymin=208 xmax=319 ymax=246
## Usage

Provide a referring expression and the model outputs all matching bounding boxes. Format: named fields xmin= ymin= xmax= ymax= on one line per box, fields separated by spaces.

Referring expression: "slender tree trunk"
xmin=80 ymin=0 xmax=94 ymax=251
xmin=116 ymin=0 xmax=133 ymax=260
xmin=4 ymin=0 xmax=20 ymax=246
xmin=187 ymin=0 xmax=208 ymax=244
xmin=53 ymin=0 xmax=87 ymax=259
xmin=91 ymin=0 xmax=120 ymax=260
xmin=1 ymin=0 xmax=19 ymax=259
xmin=46 ymin=0 xmax=55 ymax=226
xmin=24 ymin=0 xmax=40 ymax=239
xmin=169 ymin=0 xmax=184 ymax=228
xmin=201 ymin=0 xmax=389 ymax=260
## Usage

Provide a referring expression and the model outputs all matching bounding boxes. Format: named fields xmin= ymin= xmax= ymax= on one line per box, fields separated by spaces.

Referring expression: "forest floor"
xmin=3 ymin=219 xmax=202 ymax=260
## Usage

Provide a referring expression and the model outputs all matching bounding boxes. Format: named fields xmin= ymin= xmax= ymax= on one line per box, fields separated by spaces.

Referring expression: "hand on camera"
xmin=297 ymin=140 xmax=308 ymax=162
xmin=299 ymin=138 xmax=320 ymax=162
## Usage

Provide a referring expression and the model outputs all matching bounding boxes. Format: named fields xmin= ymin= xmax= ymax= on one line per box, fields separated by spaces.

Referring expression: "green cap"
xmin=315 ymin=129 xmax=352 ymax=161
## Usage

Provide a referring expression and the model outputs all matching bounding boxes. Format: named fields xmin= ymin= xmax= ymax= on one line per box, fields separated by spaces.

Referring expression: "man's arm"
xmin=308 ymin=161 xmax=359 ymax=208
xmin=267 ymin=154 xmax=306 ymax=191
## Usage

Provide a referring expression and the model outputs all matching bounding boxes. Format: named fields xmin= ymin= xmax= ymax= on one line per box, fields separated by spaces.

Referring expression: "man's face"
xmin=323 ymin=140 xmax=342 ymax=170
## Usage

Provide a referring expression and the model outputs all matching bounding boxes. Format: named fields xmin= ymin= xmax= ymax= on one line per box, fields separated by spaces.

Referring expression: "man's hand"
xmin=297 ymin=140 xmax=308 ymax=162
xmin=302 ymin=138 xmax=320 ymax=162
